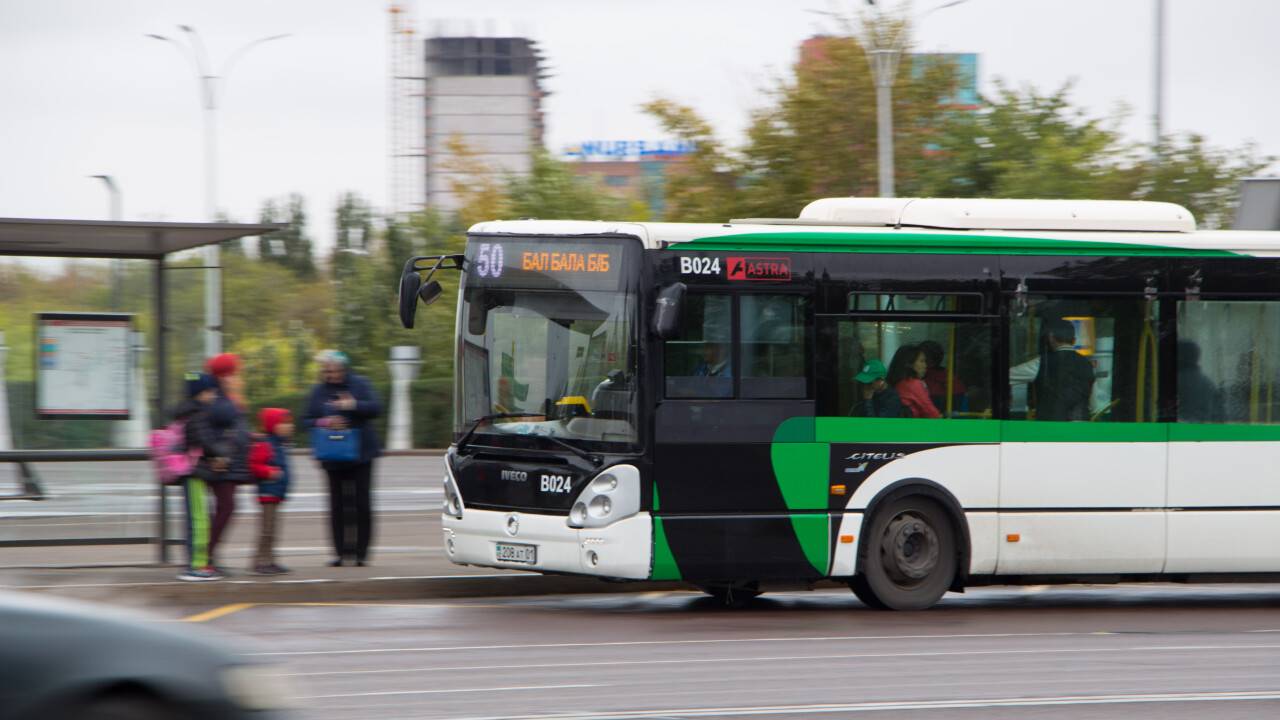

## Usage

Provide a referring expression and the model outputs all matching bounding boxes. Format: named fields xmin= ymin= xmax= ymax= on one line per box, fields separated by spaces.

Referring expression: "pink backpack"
xmin=150 ymin=420 xmax=200 ymax=485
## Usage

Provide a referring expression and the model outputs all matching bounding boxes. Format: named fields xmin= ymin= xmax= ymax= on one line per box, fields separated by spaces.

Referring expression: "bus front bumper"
xmin=442 ymin=508 xmax=653 ymax=580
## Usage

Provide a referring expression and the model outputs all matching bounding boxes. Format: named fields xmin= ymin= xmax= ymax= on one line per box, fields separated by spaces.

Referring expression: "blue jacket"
xmin=303 ymin=372 xmax=383 ymax=465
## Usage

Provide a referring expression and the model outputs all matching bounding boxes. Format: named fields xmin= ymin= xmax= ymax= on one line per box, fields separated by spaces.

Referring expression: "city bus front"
xmin=433 ymin=231 xmax=652 ymax=579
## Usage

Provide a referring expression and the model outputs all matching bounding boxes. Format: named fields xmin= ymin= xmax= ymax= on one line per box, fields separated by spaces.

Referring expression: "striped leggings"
xmin=182 ymin=477 xmax=212 ymax=569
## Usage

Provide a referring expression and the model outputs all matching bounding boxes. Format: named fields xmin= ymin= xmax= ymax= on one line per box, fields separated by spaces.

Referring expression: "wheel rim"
xmin=879 ymin=511 xmax=940 ymax=587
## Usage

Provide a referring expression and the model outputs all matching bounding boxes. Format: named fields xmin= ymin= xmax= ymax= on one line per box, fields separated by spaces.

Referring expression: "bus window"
xmin=1009 ymin=296 xmax=1159 ymax=422
xmin=664 ymin=294 xmax=733 ymax=398
xmin=1177 ymin=301 xmax=1280 ymax=423
xmin=740 ymin=295 xmax=808 ymax=399
xmin=831 ymin=319 xmax=991 ymax=419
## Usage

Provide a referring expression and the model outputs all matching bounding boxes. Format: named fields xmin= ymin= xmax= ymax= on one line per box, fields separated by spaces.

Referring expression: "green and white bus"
xmin=398 ymin=197 xmax=1280 ymax=610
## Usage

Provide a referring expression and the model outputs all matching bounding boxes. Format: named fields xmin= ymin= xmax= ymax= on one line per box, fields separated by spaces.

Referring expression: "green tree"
xmin=256 ymin=194 xmax=316 ymax=277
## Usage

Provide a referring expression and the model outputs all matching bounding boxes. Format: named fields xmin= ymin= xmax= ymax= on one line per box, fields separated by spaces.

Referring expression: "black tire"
xmin=853 ymin=496 xmax=957 ymax=611
xmin=849 ymin=574 xmax=888 ymax=610
xmin=698 ymin=583 xmax=762 ymax=608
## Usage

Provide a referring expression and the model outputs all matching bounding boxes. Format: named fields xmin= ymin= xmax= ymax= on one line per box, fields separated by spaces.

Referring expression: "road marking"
xmin=442 ymin=690 xmax=1280 ymax=719
xmin=182 ymin=603 xmax=256 ymax=623
xmin=297 ymin=683 xmax=602 ymax=700
xmin=248 ymin=630 xmax=1135 ymax=657
xmin=277 ymin=643 xmax=1280 ymax=677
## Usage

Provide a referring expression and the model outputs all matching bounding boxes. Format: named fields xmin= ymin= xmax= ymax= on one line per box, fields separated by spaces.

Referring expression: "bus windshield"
xmin=455 ymin=237 xmax=639 ymax=450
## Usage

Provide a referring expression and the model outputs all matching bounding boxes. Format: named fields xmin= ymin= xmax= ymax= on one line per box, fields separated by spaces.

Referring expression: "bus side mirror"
xmin=653 ymin=282 xmax=687 ymax=339
xmin=419 ymin=280 xmax=443 ymax=306
xmin=399 ymin=271 xmax=422 ymax=329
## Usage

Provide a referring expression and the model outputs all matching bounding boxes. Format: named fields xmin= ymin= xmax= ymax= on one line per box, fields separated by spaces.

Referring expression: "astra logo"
xmin=501 ymin=470 xmax=528 ymax=482
xmin=844 ymin=452 xmax=907 ymax=462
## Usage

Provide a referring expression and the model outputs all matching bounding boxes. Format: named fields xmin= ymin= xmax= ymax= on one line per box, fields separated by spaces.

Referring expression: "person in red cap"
xmin=203 ymin=352 xmax=251 ymax=570
xmin=248 ymin=407 xmax=294 ymax=574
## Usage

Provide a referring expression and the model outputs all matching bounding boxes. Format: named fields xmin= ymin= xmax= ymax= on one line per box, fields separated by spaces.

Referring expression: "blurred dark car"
xmin=0 ymin=591 xmax=292 ymax=720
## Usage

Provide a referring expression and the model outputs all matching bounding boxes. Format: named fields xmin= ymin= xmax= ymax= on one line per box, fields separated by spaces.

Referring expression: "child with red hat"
xmin=248 ymin=407 xmax=294 ymax=575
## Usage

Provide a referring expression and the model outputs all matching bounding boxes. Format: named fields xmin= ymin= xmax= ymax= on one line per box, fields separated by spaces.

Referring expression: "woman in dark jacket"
xmin=303 ymin=350 xmax=383 ymax=566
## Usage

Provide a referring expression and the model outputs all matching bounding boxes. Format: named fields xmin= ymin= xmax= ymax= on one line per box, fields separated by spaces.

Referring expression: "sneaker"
xmin=252 ymin=564 xmax=290 ymax=576
xmin=177 ymin=567 xmax=223 ymax=582
xmin=268 ymin=563 xmax=291 ymax=574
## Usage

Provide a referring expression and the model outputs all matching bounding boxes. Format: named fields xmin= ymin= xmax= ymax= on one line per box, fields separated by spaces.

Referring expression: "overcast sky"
xmin=2 ymin=0 xmax=1277 ymax=250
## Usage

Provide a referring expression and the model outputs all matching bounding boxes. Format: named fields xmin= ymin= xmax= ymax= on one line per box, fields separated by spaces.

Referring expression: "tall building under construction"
xmin=423 ymin=35 xmax=546 ymax=213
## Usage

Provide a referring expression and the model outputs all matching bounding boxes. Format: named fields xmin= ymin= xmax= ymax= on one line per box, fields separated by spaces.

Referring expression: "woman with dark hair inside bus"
xmin=886 ymin=344 xmax=942 ymax=419
xmin=918 ymin=339 xmax=967 ymax=413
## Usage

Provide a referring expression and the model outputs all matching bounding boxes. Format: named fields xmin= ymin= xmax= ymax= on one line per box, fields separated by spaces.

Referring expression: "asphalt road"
xmin=176 ymin=583 xmax=1280 ymax=719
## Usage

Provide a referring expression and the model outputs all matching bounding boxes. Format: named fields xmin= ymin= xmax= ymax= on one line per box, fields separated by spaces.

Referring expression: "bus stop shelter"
xmin=0 ymin=217 xmax=279 ymax=562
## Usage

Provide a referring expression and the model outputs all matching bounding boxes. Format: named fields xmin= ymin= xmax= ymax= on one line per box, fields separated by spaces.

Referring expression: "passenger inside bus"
xmin=919 ymin=340 xmax=968 ymax=413
xmin=1010 ymin=318 xmax=1095 ymax=421
xmin=851 ymin=359 xmax=906 ymax=417
xmin=1176 ymin=340 xmax=1224 ymax=422
xmin=887 ymin=344 xmax=942 ymax=419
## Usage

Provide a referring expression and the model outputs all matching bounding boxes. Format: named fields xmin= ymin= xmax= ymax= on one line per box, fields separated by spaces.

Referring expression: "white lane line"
xmin=297 ymin=683 xmax=602 ymax=700
xmin=441 ymin=690 xmax=1280 ymax=719
xmin=277 ymin=642 xmax=1280 ymax=677
xmin=251 ymin=628 xmax=1280 ymax=657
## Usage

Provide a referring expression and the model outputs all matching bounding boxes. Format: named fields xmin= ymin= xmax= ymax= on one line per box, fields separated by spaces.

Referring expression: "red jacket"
xmin=895 ymin=378 xmax=942 ymax=419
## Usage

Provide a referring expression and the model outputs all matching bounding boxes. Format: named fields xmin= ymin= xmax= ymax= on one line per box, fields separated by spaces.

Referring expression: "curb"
xmin=7 ymin=573 xmax=689 ymax=605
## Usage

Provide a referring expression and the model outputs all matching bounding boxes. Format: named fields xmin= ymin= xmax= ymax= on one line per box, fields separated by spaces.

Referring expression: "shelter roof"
xmin=0 ymin=218 xmax=282 ymax=259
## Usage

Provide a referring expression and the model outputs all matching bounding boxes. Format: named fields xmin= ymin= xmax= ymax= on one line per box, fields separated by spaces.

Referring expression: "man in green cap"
xmin=853 ymin=358 xmax=906 ymax=418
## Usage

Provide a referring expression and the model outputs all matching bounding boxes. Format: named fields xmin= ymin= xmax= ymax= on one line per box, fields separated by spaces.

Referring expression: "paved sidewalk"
xmin=0 ymin=456 xmax=675 ymax=605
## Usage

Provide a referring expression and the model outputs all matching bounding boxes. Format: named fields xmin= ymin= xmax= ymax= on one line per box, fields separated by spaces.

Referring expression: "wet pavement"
xmin=168 ymin=583 xmax=1280 ymax=719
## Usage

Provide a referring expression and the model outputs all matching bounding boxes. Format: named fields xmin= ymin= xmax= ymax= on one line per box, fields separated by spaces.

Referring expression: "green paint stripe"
xmin=771 ymin=442 xmax=829 ymax=510
xmin=1000 ymin=420 xmax=1166 ymax=443
xmin=773 ymin=416 xmax=815 ymax=443
xmin=680 ymin=231 xmax=1239 ymax=258
xmin=650 ymin=517 xmax=681 ymax=581
xmin=1168 ymin=424 xmax=1280 ymax=442
xmin=814 ymin=417 xmax=1001 ymax=443
xmin=788 ymin=513 xmax=829 ymax=576
xmin=802 ymin=417 xmax=1280 ymax=443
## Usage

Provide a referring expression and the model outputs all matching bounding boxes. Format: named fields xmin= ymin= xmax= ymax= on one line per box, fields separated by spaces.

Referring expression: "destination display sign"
xmin=466 ymin=239 xmax=628 ymax=291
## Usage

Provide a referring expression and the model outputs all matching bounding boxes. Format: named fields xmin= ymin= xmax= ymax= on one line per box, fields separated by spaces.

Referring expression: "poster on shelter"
xmin=36 ymin=313 xmax=132 ymax=419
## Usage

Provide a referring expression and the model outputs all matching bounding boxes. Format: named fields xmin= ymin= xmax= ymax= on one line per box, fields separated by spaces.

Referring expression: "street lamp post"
xmin=862 ymin=0 xmax=970 ymax=198
xmin=146 ymin=27 xmax=288 ymax=357
xmin=89 ymin=174 xmax=123 ymax=308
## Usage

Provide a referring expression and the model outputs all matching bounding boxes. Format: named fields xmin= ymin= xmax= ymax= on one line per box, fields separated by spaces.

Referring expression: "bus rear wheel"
xmin=852 ymin=497 xmax=956 ymax=611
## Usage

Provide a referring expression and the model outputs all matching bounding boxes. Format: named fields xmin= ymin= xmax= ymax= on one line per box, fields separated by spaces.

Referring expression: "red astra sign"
xmin=726 ymin=256 xmax=791 ymax=281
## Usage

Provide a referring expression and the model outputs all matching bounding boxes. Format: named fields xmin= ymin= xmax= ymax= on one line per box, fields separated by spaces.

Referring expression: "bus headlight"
xmin=443 ymin=457 xmax=464 ymax=519
xmin=567 ymin=464 xmax=640 ymax=529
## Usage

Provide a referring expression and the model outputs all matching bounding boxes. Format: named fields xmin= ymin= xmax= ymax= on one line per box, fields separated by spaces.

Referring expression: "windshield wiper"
xmin=455 ymin=412 xmax=545 ymax=455
xmin=535 ymin=433 xmax=602 ymax=467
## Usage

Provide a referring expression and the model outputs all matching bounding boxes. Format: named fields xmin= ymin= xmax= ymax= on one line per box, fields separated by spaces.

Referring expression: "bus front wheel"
xmin=852 ymin=496 xmax=956 ymax=611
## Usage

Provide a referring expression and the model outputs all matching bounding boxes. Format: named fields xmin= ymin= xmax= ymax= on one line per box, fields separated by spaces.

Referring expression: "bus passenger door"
xmin=997 ymin=293 xmax=1166 ymax=576
xmin=654 ymin=291 xmax=825 ymax=582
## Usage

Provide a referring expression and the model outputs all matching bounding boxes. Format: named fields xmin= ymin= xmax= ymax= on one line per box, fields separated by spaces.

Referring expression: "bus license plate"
xmin=495 ymin=542 xmax=536 ymax=564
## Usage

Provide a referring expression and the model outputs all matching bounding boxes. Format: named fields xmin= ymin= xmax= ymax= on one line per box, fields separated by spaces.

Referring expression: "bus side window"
xmin=663 ymin=294 xmax=733 ymax=399
xmin=1009 ymin=297 xmax=1158 ymax=422
xmin=740 ymin=295 xmax=808 ymax=399
xmin=1177 ymin=301 xmax=1280 ymax=423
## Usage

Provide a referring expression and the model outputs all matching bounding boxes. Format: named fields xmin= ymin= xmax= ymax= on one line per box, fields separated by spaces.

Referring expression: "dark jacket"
xmin=1034 ymin=348 xmax=1095 ymax=421
xmin=854 ymin=386 xmax=907 ymax=418
xmin=303 ymin=372 xmax=383 ymax=465
xmin=173 ymin=399 xmax=224 ymax=482
xmin=249 ymin=435 xmax=291 ymax=502
xmin=203 ymin=391 xmax=252 ymax=482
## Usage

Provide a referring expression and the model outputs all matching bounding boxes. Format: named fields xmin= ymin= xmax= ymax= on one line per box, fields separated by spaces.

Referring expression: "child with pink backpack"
xmin=152 ymin=373 xmax=225 ymax=581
